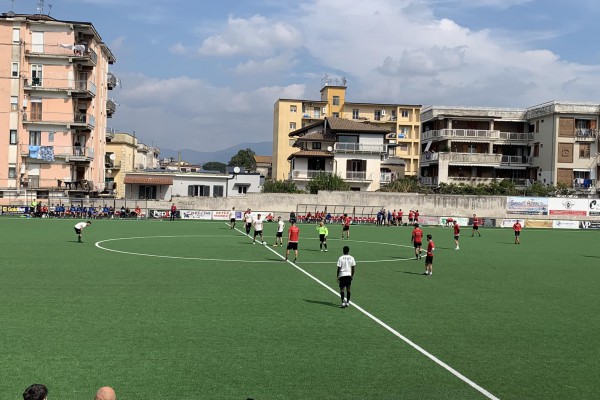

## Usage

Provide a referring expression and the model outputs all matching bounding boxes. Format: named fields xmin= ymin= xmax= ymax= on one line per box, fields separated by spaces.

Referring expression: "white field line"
xmin=233 ymin=224 xmax=500 ymax=400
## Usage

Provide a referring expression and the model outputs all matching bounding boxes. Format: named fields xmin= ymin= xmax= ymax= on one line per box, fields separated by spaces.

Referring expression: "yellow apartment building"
xmin=273 ymin=79 xmax=421 ymax=180
xmin=0 ymin=12 xmax=116 ymax=202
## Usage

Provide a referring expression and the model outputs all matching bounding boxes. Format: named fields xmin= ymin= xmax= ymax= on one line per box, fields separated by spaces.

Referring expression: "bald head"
xmin=95 ymin=387 xmax=116 ymax=400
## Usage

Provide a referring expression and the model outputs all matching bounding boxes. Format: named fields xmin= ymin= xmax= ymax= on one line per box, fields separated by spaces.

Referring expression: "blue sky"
xmin=13 ymin=0 xmax=600 ymax=153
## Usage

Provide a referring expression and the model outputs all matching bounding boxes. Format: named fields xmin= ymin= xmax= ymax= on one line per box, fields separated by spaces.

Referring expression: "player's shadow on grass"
xmin=583 ymin=255 xmax=600 ymax=259
xmin=398 ymin=270 xmax=426 ymax=275
xmin=303 ymin=299 xmax=340 ymax=308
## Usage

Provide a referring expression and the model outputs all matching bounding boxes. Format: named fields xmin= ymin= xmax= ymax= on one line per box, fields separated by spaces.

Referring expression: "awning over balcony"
xmin=123 ymin=175 xmax=173 ymax=185
xmin=496 ymin=165 xmax=527 ymax=170
xmin=449 ymin=163 xmax=497 ymax=167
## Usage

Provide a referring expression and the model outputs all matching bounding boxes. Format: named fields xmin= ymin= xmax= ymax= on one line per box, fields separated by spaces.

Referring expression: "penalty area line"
xmin=230 ymin=223 xmax=500 ymax=400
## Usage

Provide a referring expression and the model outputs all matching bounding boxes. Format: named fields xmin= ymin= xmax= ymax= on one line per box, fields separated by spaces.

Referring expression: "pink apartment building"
xmin=0 ymin=12 xmax=116 ymax=203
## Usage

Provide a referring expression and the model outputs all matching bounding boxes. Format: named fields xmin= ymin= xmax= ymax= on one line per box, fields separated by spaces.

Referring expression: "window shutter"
xmin=188 ymin=185 xmax=194 ymax=196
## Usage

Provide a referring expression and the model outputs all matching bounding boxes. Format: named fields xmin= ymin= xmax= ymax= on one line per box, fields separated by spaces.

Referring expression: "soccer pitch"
xmin=1 ymin=218 xmax=598 ymax=399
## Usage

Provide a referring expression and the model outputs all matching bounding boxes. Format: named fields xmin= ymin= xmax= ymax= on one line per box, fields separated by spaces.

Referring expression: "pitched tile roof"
xmin=287 ymin=150 xmax=334 ymax=160
xmin=298 ymin=131 xmax=337 ymax=141
xmin=326 ymin=117 xmax=390 ymax=133
xmin=254 ymin=155 xmax=272 ymax=164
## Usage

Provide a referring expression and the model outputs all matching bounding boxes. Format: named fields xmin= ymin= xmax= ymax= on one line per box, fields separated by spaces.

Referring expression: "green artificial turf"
xmin=0 ymin=218 xmax=598 ymax=399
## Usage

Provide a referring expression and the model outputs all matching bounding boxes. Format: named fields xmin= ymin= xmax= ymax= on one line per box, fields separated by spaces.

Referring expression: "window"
xmin=10 ymin=96 xmax=18 ymax=111
xmin=10 ymin=130 xmax=18 ymax=145
xmin=401 ymin=110 xmax=409 ymax=118
xmin=11 ymin=63 xmax=19 ymax=78
xmin=533 ymin=143 xmax=540 ymax=157
xmin=290 ymin=105 xmax=297 ymax=112
xmin=312 ymin=142 xmax=322 ymax=150
xmin=579 ymin=143 xmax=591 ymax=158
xmin=188 ymin=185 xmax=210 ymax=197
xmin=238 ymin=186 xmax=248 ymax=194
xmin=213 ymin=185 xmax=224 ymax=197
xmin=313 ymin=107 xmax=320 ymax=118
xmin=48 ymin=131 xmax=54 ymax=142
xmin=31 ymin=65 xmax=42 ymax=86
xmin=138 ymin=185 xmax=157 ymax=199
xmin=12 ymin=28 xmax=20 ymax=42
xmin=333 ymin=96 xmax=340 ymax=106
xmin=289 ymin=122 xmax=296 ymax=130
xmin=352 ymin=109 xmax=359 ymax=119
xmin=374 ymin=110 xmax=381 ymax=121
xmin=29 ymin=131 xmax=41 ymax=146
xmin=332 ymin=112 xmax=339 ymax=118
xmin=30 ymin=99 xmax=42 ymax=121
xmin=8 ymin=166 xmax=17 ymax=179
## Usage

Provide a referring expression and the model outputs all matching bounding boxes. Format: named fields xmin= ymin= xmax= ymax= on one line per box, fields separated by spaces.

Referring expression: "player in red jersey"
xmin=453 ymin=220 xmax=460 ymax=250
xmin=471 ymin=214 xmax=482 ymax=237
xmin=414 ymin=210 xmax=420 ymax=223
xmin=411 ymin=223 xmax=424 ymax=259
xmin=513 ymin=221 xmax=522 ymax=244
xmin=408 ymin=210 xmax=414 ymax=225
xmin=341 ymin=213 xmax=351 ymax=240
xmin=424 ymin=234 xmax=434 ymax=276
xmin=285 ymin=220 xmax=300 ymax=262
xmin=398 ymin=209 xmax=403 ymax=226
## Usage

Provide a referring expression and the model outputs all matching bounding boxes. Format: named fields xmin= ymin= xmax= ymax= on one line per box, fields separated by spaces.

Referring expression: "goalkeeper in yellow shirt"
xmin=316 ymin=221 xmax=329 ymax=252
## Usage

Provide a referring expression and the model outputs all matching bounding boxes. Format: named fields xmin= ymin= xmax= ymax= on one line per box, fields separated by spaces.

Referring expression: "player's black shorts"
xmin=473 ymin=225 xmax=479 ymax=230
xmin=230 ymin=218 xmax=235 ymax=223
xmin=74 ymin=228 xmax=82 ymax=234
xmin=254 ymin=230 xmax=263 ymax=236
xmin=342 ymin=225 xmax=350 ymax=231
xmin=425 ymin=255 xmax=433 ymax=264
xmin=338 ymin=276 xmax=352 ymax=288
xmin=287 ymin=242 xmax=298 ymax=250
xmin=276 ymin=232 xmax=283 ymax=238
xmin=515 ymin=231 xmax=520 ymax=236
xmin=413 ymin=241 xmax=422 ymax=248
xmin=319 ymin=234 xmax=326 ymax=242
xmin=454 ymin=235 xmax=460 ymax=240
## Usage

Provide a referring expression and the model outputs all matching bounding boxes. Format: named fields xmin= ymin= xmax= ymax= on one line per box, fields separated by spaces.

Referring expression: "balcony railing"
xmin=20 ymin=145 xmax=94 ymax=161
xmin=24 ymin=78 xmax=96 ymax=96
xmin=107 ymin=72 xmax=118 ymax=90
xmin=501 ymin=155 xmax=533 ymax=165
xmin=24 ymin=43 xmax=97 ymax=64
xmin=421 ymin=152 xmax=502 ymax=164
xmin=421 ymin=129 xmax=533 ymax=142
xmin=291 ymin=170 xmax=333 ymax=180
xmin=107 ymin=99 xmax=117 ymax=117
xmin=334 ymin=143 xmax=387 ymax=154
xmin=345 ymin=171 xmax=372 ymax=181
xmin=575 ymin=129 xmax=598 ymax=141
xmin=23 ymin=112 xmax=95 ymax=128
xmin=420 ymin=176 xmax=438 ymax=186
xmin=380 ymin=172 xmax=396 ymax=183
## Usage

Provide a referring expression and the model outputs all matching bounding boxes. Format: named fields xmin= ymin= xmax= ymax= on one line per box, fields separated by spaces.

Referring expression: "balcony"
xmin=106 ymin=128 xmax=115 ymax=140
xmin=22 ymin=112 xmax=95 ymax=129
xmin=380 ymin=172 xmax=397 ymax=183
xmin=291 ymin=170 xmax=333 ymax=180
xmin=20 ymin=145 xmax=94 ymax=162
xmin=334 ymin=143 xmax=387 ymax=154
xmin=500 ymin=155 xmax=533 ymax=166
xmin=107 ymin=99 xmax=117 ymax=117
xmin=24 ymin=43 xmax=97 ymax=65
xmin=421 ymin=129 xmax=533 ymax=143
xmin=345 ymin=171 xmax=372 ymax=181
xmin=24 ymin=78 xmax=96 ymax=97
xmin=575 ymin=129 xmax=598 ymax=142
xmin=107 ymin=72 xmax=118 ymax=90
xmin=420 ymin=176 xmax=438 ymax=186
xmin=444 ymin=177 xmax=532 ymax=187
xmin=421 ymin=152 xmax=502 ymax=165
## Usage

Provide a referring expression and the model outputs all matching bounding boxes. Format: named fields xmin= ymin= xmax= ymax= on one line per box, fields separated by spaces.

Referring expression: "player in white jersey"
xmin=244 ymin=209 xmax=253 ymax=236
xmin=336 ymin=246 xmax=356 ymax=308
xmin=74 ymin=220 xmax=91 ymax=243
xmin=252 ymin=213 xmax=265 ymax=244
xmin=273 ymin=216 xmax=285 ymax=247
xmin=228 ymin=207 xmax=237 ymax=229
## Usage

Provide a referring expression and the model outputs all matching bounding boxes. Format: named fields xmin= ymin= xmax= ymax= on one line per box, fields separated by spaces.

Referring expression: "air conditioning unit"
xmin=381 ymin=110 xmax=386 ymax=115
xmin=293 ymin=171 xmax=300 ymax=177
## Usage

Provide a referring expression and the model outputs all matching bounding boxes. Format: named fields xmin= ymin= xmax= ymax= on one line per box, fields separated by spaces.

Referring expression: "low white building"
xmin=123 ymin=170 xmax=262 ymax=200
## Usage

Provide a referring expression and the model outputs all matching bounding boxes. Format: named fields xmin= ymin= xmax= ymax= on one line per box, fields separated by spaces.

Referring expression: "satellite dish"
xmin=327 ymin=146 xmax=333 ymax=152
xmin=233 ymin=166 xmax=241 ymax=174
xmin=109 ymin=153 xmax=116 ymax=160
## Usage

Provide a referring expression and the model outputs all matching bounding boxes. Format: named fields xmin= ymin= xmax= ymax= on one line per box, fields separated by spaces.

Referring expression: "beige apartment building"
xmin=420 ymin=102 xmax=600 ymax=194
xmin=105 ymin=131 xmax=160 ymax=198
xmin=0 ymin=12 xmax=116 ymax=202
xmin=273 ymin=80 xmax=421 ymax=181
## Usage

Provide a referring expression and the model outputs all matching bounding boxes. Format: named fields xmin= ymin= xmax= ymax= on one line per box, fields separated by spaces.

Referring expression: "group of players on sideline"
xmin=25 ymin=200 xmax=142 ymax=219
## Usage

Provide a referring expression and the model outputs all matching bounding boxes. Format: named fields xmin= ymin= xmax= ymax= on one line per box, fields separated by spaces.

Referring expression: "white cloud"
xmin=234 ymin=51 xmax=298 ymax=75
xmin=198 ymin=14 xmax=301 ymax=57
xmin=169 ymin=42 xmax=188 ymax=55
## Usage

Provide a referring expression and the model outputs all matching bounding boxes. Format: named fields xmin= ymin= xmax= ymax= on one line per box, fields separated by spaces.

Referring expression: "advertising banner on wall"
xmin=506 ymin=197 xmax=549 ymax=215
xmin=212 ymin=210 xmax=242 ymax=220
xmin=580 ymin=220 xmax=600 ymax=229
xmin=499 ymin=219 xmax=526 ymax=228
xmin=588 ymin=199 xmax=600 ymax=216
xmin=525 ymin=219 xmax=553 ymax=229
xmin=468 ymin=217 xmax=497 ymax=227
xmin=1 ymin=205 xmax=31 ymax=215
xmin=552 ymin=220 xmax=580 ymax=229
xmin=548 ymin=198 xmax=588 ymax=216
xmin=149 ymin=209 xmax=171 ymax=219
xmin=416 ymin=216 xmax=440 ymax=226
xmin=180 ymin=210 xmax=212 ymax=220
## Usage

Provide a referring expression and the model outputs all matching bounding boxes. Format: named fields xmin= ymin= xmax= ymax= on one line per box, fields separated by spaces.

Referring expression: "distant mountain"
xmin=160 ymin=142 xmax=272 ymax=165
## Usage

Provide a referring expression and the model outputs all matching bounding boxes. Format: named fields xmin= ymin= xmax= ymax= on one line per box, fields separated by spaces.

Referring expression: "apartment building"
xmin=273 ymin=79 xmax=421 ymax=180
xmin=420 ymin=102 xmax=600 ymax=194
xmin=288 ymin=117 xmax=404 ymax=191
xmin=0 ymin=12 xmax=116 ymax=201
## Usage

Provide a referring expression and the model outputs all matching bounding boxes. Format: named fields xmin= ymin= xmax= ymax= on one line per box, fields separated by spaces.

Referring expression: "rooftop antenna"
xmin=11 ymin=0 xmax=15 ymax=11
xmin=36 ymin=0 xmax=45 ymax=15
xmin=48 ymin=3 xmax=53 ymax=16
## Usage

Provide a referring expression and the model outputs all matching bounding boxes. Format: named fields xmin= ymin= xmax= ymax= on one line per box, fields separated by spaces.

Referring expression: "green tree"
xmin=202 ymin=161 xmax=226 ymax=173
xmin=228 ymin=148 xmax=256 ymax=171
xmin=306 ymin=173 xmax=350 ymax=194
xmin=379 ymin=176 xmax=423 ymax=193
xmin=262 ymin=179 xmax=302 ymax=193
